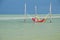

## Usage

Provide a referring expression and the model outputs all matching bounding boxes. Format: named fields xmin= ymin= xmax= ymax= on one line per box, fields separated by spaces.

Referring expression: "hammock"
xmin=32 ymin=14 xmax=50 ymax=23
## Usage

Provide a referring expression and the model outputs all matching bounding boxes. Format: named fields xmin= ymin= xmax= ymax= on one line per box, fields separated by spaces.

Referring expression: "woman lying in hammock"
xmin=32 ymin=16 xmax=48 ymax=23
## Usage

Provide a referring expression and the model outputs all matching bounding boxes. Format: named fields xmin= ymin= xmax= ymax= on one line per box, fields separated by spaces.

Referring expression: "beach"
xmin=0 ymin=14 xmax=60 ymax=40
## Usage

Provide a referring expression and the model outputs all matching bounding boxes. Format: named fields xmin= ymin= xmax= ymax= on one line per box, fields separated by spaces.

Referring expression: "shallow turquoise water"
xmin=0 ymin=14 xmax=60 ymax=40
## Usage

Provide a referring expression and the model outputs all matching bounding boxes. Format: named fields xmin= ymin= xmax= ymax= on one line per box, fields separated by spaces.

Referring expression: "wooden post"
xmin=35 ymin=5 xmax=37 ymax=16
xmin=24 ymin=3 xmax=27 ymax=22
xmin=49 ymin=2 xmax=52 ymax=23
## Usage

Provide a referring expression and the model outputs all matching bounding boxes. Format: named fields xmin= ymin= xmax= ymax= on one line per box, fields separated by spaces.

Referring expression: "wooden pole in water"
xmin=49 ymin=2 xmax=52 ymax=23
xmin=35 ymin=5 xmax=38 ymax=23
xmin=24 ymin=3 xmax=27 ymax=22
xmin=35 ymin=5 xmax=37 ymax=16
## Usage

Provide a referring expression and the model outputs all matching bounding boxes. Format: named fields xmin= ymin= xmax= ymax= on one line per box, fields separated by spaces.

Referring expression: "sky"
xmin=0 ymin=0 xmax=60 ymax=14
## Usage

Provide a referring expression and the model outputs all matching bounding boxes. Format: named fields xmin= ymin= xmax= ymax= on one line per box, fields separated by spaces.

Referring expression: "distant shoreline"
xmin=0 ymin=14 xmax=60 ymax=15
